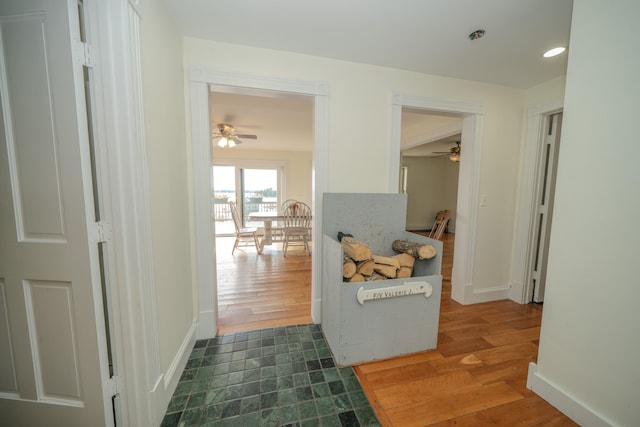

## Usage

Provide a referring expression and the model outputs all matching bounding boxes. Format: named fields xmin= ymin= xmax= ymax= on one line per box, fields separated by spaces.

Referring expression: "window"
xmin=212 ymin=162 xmax=285 ymax=235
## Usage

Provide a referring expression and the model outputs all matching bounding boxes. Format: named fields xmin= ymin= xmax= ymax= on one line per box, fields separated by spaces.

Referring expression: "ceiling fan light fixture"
xmin=449 ymin=153 xmax=460 ymax=162
xmin=543 ymin=46 xmax=566 ymax=58
xmin=212 ymin=122 xmax=256 ymax=148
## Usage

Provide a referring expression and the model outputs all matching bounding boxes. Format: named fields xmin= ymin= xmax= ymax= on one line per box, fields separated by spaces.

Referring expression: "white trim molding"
xmin=163 ymin=322 xmax=197 ymax=389
xmin=87 ymin=0 xmax=164 ymax=425
xmin=190 ymin=68 xmax=329 ymax=334
xmin=160 ymin=320 xmax=197 ymax=418
xmin=191 ymin=80 xmax=217 ymax=339
xmin=190 ymin=68 xmax=329 ymax=97
xmin=459 ymin=284 xmax=510 ymax=304
xmin=390 ymin=94 xmax=484 ymax=305
xmin=509 ymin=100 xmax=563 ymax=303
xmin=311 ymin=92 xmax=329 ymax=323
xmin=527 ymin=363 xmax=614 ymax=427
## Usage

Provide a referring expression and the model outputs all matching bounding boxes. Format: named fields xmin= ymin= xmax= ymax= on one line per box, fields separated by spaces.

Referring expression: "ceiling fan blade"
xmin=234 ymin=134 xmax=257 ymax=139
xmin=231 ymin=137 xmax=244 ymax=145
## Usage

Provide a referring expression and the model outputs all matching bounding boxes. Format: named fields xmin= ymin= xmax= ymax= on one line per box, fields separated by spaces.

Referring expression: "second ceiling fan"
xmin=432 ymin=141 xmax=461 ymax=162
xmin=212 ymin=123 xmax=257 ymax=148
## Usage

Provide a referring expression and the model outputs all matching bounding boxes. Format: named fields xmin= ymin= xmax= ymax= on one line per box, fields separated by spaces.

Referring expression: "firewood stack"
xmin=339 ymin=232 xmax=436 ymax=282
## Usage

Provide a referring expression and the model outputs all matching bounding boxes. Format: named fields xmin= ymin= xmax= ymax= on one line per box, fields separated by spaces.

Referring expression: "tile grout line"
xmin=161 ymin=324 xmax=381 ymax=427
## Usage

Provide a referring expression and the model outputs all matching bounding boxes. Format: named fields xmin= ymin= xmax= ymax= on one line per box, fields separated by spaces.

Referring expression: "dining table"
xmin=247 ymin=211 xmax=285 ymax=251
xmin=248 ymin=211 xmax=312 ymax=252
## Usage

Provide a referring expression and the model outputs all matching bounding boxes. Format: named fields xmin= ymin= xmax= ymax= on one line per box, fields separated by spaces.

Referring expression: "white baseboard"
xmin=311 ymin=298 xmax=322 ymax=323
xmin=164 ymin=321 xmax=197 ymax=390
xmin=154 ymin=321 xmax=197 ymax=424
xmin=508 ymin=280 xmax=526 ymax=303
xmin=198 ymin=309 xmax=217 ymax=339
xmin=453 ymin=283 xmax=509 ymax=305
xmin=406 ymin=224 xmax=456 ymax=233
xmin=406 ymin=223 xmax=430 ymax=231
xmin=527 ymin=363 xmax=614 ymax=427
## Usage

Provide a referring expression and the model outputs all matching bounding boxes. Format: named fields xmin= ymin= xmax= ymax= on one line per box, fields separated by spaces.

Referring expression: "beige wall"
xmin=140 ymin=0 xmax=193 ymax=372
xmin=184 ymin=38 xmax=525 ymax=293
xmin=212 ymin=148 xmax=313 ymax=206
xmin=535 ymin=1 xmax=640 ymax=425
xmin=403 ymin=156 xmax=459 ymax=231
xmin=524 ymin=76 xmax=566 ymax=107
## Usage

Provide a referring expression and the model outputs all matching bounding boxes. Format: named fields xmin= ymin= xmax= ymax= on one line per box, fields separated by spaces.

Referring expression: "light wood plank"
xmin=482 ymin=327 xmax=541 ymax=347
xmin=215 ymin=236 xmax=312 ymax=334
xmin=386 ymin=382 xmax=523 ymax=427
xmin=356 ymin=350 xmax=445 ymax=375
xmin=373 ymin=370 xmax=479 ymax=408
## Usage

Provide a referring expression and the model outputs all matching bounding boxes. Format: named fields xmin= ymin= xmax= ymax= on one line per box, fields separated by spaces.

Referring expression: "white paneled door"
xmin=531 ymin=112 xmax=563 ymax=303
xmin=0 ymin=0 xmax=111 ymax=426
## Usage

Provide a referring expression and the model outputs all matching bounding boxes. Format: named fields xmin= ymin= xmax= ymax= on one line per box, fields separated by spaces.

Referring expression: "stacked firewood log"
xmin=339 ymin=233 xmax=436 ymax=282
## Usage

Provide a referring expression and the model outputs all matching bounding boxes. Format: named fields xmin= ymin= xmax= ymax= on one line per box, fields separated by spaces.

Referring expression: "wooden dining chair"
xmin=271 ymin=199 xmax=298 ymax=241
xmin=229 ymin=202 xmax=262 ymax=254
xmin=282 ymin=201 xmax=312 ymax=256
xmin=428 ymin=209 xmax=451 ymax=241
xmin=280 ymin=199 xmax=299 ymax=211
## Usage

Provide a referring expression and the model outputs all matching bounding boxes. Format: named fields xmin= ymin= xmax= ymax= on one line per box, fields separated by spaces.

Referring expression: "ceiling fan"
xmin=212 ymin=123 xmax=257 ymax=148
xmin=432 ymin=141 xmax=461 ymax=162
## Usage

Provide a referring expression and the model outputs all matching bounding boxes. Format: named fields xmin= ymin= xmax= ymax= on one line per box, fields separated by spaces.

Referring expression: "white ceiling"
xmin=165 ymin=0 xmax=572 ymax=89
xmin=168 ymin=0 xmax=573 ymax=154
xmin=209 ymin=86 xmax=314 ymax=152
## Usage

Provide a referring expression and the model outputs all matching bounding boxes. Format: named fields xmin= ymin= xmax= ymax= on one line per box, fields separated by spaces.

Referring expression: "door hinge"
xmin=106 ymin=375 xmax=121 ymax=397
xmin=75 ymin=41 xmax=95 ymax=68
xmin=82 ymin=43 xmax=96 ymax=68
xmin=83 ymin=42 xmax=95 ymax=68
xmin=96 ymin=221 xmax=112 ymax=243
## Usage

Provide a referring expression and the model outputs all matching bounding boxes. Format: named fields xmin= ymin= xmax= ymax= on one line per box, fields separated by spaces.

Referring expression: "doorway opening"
xmin=400 ymin=109 xmax=462 ymax=301
xmin=390 ymin=94 xmax=485 ymax=305
xmin=208 ymin=85 xmax=316 ymax=334
xmin=190 ymin=70 xmax=328 ymax=339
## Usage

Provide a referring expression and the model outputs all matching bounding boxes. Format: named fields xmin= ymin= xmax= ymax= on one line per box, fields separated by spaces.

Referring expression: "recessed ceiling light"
xmin=543 ymin=47 xmax=566 ymax=58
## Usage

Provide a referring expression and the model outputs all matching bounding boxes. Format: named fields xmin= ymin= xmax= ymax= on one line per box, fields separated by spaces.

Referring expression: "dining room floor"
xmin=160 ymin=324 xmax=379 ymax=427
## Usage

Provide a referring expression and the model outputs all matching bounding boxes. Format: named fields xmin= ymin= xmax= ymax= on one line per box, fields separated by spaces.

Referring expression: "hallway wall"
xmin=534 ymin=1 xmax=640 ymax=425
xmin=140 ymin=0 xmax=194 ymax=375
xmin=404 ymin=155 xmax=459 ymax=231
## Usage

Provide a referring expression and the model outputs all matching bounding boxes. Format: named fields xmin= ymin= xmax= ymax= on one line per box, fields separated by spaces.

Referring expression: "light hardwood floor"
xmin=214 ymin=233 xmax=576 ymax=426
xmin=215 ymin=236 xmax=312 ymax=335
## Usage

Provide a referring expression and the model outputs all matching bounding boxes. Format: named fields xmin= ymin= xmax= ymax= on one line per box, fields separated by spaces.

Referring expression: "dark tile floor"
xmin=161 ymin=324 xmax=380 ymax=427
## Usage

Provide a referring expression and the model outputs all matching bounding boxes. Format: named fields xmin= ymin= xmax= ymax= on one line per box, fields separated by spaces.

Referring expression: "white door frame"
xmin=509 ymin=101 xmax=563 ymax=303
xmin=190 ymin=68 xmax=329 ymax=338
xmin=389 ymin=94 xmax=485 ymax=304
xmin=85 ymin=0 xmax=163 ymax=425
